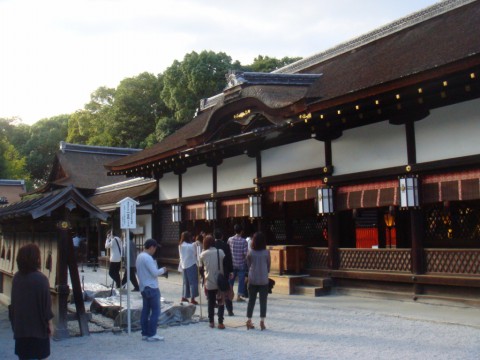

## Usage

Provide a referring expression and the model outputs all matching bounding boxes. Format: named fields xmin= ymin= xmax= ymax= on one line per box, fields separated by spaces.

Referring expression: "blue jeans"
xmin=140 ymin=287 xmax=161 ymax=337
xmin=229 ymin=268 xmax=246 ymax=297
xmin=182 ymin=264 xmax=199 ymax=298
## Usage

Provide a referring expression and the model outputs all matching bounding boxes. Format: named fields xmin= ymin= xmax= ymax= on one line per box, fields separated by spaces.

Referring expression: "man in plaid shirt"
xmin=228 ymin=224 xmax=248 ymax=302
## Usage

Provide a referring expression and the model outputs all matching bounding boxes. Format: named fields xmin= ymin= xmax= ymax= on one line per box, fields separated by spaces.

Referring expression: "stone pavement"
xmin=74 ymin=264 xmax=480 ymax=330
xmin=1 ymin=265 xmax=480 ymax=360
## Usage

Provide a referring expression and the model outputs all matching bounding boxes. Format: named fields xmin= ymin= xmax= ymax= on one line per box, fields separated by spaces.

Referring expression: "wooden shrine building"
xmin=106 ymin=0 xmax=480 ymax=304
xmin=0 ymin=186 xmax=108 ymax=338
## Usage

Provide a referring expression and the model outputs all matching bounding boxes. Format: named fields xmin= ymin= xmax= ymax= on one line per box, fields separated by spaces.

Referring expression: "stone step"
xmin=302 ymin=277 xmax=332 ymax=288
xmin=294 ymin=285 xmax=330 ymax=297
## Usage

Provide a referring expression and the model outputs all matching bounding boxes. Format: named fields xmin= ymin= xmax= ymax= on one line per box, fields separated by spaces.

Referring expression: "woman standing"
xmin=246 ymin=232 xmax=271 ymax=331
xmin=199 ymin=234 xmax=226 ymax=329
xmin=178 ymin=231 xmax=199 ymax=304
xmin=10 ymin=243 xmax=54 ymax=359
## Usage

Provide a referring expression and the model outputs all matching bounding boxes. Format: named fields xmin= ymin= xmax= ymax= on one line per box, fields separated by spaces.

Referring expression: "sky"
xmin=1 ymin=0 xmax=440 ymax=125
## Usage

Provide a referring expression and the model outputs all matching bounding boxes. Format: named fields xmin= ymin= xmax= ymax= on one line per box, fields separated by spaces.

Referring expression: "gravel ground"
xmin=1 ymin=266 xmax=479 ymax=360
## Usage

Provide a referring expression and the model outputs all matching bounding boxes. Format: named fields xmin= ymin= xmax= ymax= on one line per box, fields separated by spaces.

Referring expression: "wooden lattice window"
xmin=424 ymin=201 xmax=480 ymax=245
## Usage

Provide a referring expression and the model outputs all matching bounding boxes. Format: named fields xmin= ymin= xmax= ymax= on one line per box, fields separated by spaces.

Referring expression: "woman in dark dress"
xmin=10 ymin=243 xmax=54 ymax=359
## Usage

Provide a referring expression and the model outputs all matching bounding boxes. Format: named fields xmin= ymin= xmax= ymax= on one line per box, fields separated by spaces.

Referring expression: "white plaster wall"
xmin=159 ymin=172 xmax=178 ymax=201
xmin=332 ymin=120 xmax=407 ymax=175
xmin=217 ymin=154 xmax=256 ymax=192
xmin=262 ymin=139 xmax=325 ymax=177
xmin=182 ymin=164 xmax=213 ymax=197
xmin=416 ymin=98 xmax=480 ymax=163
xmin=136 ymin=214 xmax=152 ymax=239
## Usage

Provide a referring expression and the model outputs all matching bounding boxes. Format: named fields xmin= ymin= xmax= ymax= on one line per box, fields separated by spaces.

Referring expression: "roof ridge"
xmin=0 ymin=179 xmax=25 ymax=185
xmin=59 ymin=141 xmax=142 ymax=156
xmin=273 ymin=0 xmax=476 ymax=74
xmin=94 ymin=177 xmax=156 ymax=194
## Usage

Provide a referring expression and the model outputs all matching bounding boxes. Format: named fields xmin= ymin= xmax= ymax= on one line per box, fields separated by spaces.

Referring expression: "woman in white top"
xmin=178 ymin=231 xmax=199 ymax=304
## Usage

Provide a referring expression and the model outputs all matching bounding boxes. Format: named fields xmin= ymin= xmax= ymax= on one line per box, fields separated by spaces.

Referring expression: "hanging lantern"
xmin=205 ymin=200 xmax=217 ymax=221
xmin=249 ymin=194 xmax=262 ymax=218
xmin=399 ymin=175 xmax=420 ymax=208
xmin=317 ymin=187 xmax=334 ymax=214
xmin=171 ymin=204 xmax=182 ymax=223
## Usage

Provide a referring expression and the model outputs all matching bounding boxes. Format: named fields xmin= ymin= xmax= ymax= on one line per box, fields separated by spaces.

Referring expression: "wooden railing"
xmin=425 ymin=249 xmax=480 ymax=275
xmin=306 ymin=247 xmax=412 ymax=272
xmin=306 ymin=247 xmax=329 ymax=269
xmin=339 ymin=249 xmax=411 ymax=272
xmin=307 ymin=247 xmax=480 ymax=275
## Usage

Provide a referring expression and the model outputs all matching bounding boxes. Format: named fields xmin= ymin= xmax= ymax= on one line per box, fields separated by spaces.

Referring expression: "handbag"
xmin=216 ymin=249 xmax=229 ymax=291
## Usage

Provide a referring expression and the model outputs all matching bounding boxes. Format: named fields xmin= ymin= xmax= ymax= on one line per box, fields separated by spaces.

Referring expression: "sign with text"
xmin=117 ymin=197 xmax=140 ymax=229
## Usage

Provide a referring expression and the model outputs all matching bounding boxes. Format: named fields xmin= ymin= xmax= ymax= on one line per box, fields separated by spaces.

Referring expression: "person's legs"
xmin=186 ymin=264 xmax=199 ymax=299
xmin=130 ymin=267 xmax=140 ymax=290
xmin=229 ymin=269 xmax=237 ymax=289
xmin=237 ymin=269 xmax=246 ymax=297
xmin=225 ymin=297 xmax=233 ymax=315
xmin=218 ymin=303 xmax=225 ymax=323
xmin=207 ymin=289 xmax=216 ymax=325
xmin=182 ymin=269 xmax=191 ymax=298
xmin=109 ymin=261 xmax=121 ymax=287
xmin=140 ymin=288 xmax=150 ymax=337
xmin=258 ymin=284 xmax=268 ymax=318
xmin=246 ymin=284 xmax=259 ymax=318
xmin=148 ymin=288 xmax=161 ymax=337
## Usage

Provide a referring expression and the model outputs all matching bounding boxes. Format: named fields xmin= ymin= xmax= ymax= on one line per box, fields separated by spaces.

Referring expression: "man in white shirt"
xmin=105 ymin=230 xmax=122 ymax=288
xmin=136 ymin=239 xmax=167 ymax=342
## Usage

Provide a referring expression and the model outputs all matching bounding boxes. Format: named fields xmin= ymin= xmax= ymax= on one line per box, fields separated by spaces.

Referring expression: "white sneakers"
xmin=147 ymin=334 xmax=165 ymax=342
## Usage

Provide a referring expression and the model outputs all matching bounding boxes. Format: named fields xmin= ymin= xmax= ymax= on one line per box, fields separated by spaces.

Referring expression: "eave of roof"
xmin=105 ymin=0 xmax=479 ymax=175
xmin=89 ymin=179 xmax=157 ymax=209
xmin=0 ymin=185 xmax=109 ymax=221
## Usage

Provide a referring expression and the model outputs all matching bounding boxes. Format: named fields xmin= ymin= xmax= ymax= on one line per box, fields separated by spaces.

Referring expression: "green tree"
xmin=0 ymin=118 xmax=30 ymax=183
xmin=161 ymin=51 xmax=240 ymax=127
xmin=107 ymin=72 xmax=166 ymax=148
xmin=248 ymin=55 xmax=302 ymax=72
xmin=67 ymin=87 xmax=116 ymax=146
xmin=24 ymin=115 xmax=69 ymax=186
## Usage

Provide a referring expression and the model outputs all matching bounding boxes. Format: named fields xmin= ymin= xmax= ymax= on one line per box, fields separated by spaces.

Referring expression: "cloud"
xmin=0 ymin=0 xmax=439 ymax=124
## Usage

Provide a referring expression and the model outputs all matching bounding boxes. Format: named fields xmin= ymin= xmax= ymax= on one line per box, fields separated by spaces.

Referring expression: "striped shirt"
xmin=227 ymin=234 xmax=248 ymax=269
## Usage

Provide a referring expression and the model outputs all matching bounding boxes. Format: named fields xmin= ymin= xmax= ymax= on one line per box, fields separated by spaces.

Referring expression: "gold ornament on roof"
xmin=233 ymin=109 xmax=251 ymax=119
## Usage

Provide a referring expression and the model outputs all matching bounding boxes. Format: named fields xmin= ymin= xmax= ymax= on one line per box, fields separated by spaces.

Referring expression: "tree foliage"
xmin=23 ymin=115 xmax=69 ymax=186
xmin=247 ymin=55 xmax=302 ymax=72
xmin=3 ymin=51 xmax=302 ymax=186
xmin=0 ymin=118 xmax=30 ymax=182
xmin=160 ymin=51 xmax=241 ymax=127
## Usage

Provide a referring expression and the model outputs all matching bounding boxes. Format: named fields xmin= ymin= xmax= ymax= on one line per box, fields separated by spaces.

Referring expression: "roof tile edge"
xmin=273 ymin=0 xmax=476 ymax=75
xmin=59 ymin=141 xmax=142 ymax=156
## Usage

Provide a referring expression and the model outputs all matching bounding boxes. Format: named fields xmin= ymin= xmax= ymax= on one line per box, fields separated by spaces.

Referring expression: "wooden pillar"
xmin=410 ymin=209 xmax=424 ymax=275
xmin=55 ymin=227 xmax=70 ymax=339
xmin=66 ymin=229 xmax=90 ymax=336
xmin=377 ymin=211 xmax=387 ymax=249
xmin=327 ymin=213 xmax=339 ymax=270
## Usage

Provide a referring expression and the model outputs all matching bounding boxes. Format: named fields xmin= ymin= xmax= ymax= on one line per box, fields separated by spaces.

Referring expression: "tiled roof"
xmin=105 ymin=0 xmax=480 ymax=171
xmin=0 ymin=185 xmax=108 ymax=221
xmin=49 ymin=142 xmax=141 ymax=190
xmin=89 ymin=178 xmax=157 ymax=209
xmin=303 ymin=0 xmax=480 ymax=102
xmin=0 ymin=180 xmax=26 ymax=204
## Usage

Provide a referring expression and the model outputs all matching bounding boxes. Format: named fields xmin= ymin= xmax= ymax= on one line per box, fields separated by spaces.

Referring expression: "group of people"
xmin=8 ymin=225 xmax=270 ymax=358
xmin=178 ymin=224 xmax=271 ymax=331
